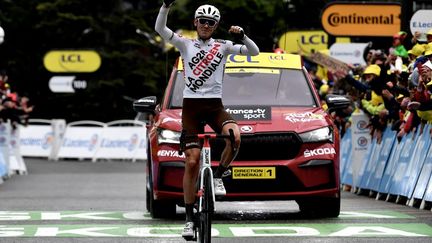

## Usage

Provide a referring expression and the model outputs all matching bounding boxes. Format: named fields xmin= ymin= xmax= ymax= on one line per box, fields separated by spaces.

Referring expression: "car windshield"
xmin=168 ymin=68 xmax=317 ymax=108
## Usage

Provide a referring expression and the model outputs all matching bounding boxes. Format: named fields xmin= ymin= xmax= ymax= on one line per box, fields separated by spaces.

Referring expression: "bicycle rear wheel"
xmin=198 ymin=168 xmax=214 ymax=243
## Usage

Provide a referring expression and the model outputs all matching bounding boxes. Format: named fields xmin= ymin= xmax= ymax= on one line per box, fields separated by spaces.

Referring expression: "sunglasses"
xmin=198 ymin=18 xmax=217 ymax=27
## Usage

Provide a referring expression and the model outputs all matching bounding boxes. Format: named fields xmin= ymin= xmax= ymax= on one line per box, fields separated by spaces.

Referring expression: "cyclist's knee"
xmin=185 ymin=148 xmax=200 ymax=168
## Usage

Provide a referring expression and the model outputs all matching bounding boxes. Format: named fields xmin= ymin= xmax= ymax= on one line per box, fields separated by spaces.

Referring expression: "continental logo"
xmin=44 ymin=50 xmax=101 ymax=73
xmin=321 ymin=3 xmax=400 ymax=37
xmin=327 ymin=13 xmax=395 ymax=27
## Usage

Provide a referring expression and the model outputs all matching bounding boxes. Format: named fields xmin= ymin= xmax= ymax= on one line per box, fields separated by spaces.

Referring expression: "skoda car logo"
xmin=240 ymin=125 xmax=253 ymax=133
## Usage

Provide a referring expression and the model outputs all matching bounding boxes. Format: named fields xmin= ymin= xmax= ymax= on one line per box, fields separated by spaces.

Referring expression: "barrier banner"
xmin=49 ymin=119 xmax=66 ymax=161
xmin=378 ymin=134 xmax=405 ymax=194
xmin=350 ymin=112 xmax=371 ymax=188
xmin=8 ymin=126 xmax=27 ymax=175
xmin=339 ymin=127 xmax=352 ymax=180
xmin=358 ymin=138 xmax=379 ymax=190
xmin=94 ymin=126 xmax=147 ymax=161
xmin=367 ymin=127 xmax=396 ymax=192
xmin=57 ymin=125 xmax=104 ymax=160
xmin=412 ymin=128 xmax=432 ymax=201
xmin=421 ymin=157 xmax=432 ymax=202
xmin=404 ymin=125 xmax=431 ymax=199
xmin=387 ymin=132 xmax=418 ymax=197
xmin=341 ymin=158 xmax=353 ymax=186
xmin=0 ymin=122 xmax=9 ymax=177
xmin=20 ymin=124 xmax=53 ymax=157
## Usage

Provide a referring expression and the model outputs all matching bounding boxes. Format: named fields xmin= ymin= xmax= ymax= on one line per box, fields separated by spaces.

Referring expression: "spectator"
xmin=0 ymin=71 xmax=34 ymax=129
xmin=390 ymin=32 xmax=408 ymax=59
xmin=407 ymin=44 xmax=425 ymax=72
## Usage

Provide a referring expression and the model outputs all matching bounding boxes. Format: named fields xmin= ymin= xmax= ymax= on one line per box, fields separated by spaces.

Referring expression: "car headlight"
xmin=299 ymin=127 xmax=333 ymax=143
xmin=158 ymin=129 xmax=181 ymax=144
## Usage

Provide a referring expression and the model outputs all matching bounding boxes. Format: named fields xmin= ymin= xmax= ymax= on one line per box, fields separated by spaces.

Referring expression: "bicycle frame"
xmin=197 ymin=134 xmax=217 ymax=213
xmin=179 ymin=129 xmax=235 ymax=242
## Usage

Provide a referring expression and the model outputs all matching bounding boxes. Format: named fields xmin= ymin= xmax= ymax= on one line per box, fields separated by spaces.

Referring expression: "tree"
xmin=0 ymin=0 xmax=327 ymax=121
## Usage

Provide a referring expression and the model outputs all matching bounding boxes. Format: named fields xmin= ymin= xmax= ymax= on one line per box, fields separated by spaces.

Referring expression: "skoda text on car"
xmin=134 ymin=52 xmax=350 ymax=218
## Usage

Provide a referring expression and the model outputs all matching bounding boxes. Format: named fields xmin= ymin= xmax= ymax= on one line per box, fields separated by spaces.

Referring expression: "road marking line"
xmin=0 ymin=224 xmax=431 ymax=237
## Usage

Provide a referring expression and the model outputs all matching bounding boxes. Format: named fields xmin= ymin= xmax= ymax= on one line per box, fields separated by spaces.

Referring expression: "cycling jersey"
xmin=155 ymin=6 xmax=259 ymax=98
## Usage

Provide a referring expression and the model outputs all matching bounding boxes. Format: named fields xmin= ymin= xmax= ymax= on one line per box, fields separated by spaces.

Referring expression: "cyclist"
xmin=155 ymin=0 xmax=259 ymax=239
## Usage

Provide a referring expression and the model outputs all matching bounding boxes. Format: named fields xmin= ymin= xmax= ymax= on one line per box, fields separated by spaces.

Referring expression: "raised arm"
xmin=154 ymin=5 xmax=174 ymax=41
xmin=228 ymin=26 xmax=259 ymax=56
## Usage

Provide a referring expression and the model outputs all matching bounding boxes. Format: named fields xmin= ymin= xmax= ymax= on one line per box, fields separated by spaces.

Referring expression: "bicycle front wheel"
xmin=198 ymin=168 xmax=214 ymax=243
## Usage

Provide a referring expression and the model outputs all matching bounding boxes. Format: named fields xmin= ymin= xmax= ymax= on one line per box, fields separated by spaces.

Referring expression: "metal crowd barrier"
xmin=340 ymin=113 xmax=432 ymax=210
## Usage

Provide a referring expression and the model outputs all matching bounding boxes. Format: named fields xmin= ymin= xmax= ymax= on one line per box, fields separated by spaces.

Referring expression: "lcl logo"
xmin=60 ymin=54 xmax=85 ymax=63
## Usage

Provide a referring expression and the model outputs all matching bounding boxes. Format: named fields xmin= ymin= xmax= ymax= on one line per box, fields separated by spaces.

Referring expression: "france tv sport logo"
xmin=357 ymin=136 xmax=368 ymax=147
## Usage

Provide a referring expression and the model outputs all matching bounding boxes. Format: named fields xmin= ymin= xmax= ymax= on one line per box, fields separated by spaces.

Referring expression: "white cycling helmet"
xmin=194 ymin=5 xmax=220 ymax=22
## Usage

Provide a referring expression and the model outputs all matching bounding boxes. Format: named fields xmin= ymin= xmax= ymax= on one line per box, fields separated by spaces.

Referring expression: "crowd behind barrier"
xmin=306 ymin=30 xmax=432 ymax=146
xmin=313 ymin=29 xmax=432 ymax=210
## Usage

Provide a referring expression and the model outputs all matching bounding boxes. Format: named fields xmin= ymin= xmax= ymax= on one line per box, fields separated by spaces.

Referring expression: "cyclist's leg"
xmin=181 ymin=98 xmax=205 ymax=237
xmin=207 ymin=100 xmax=241 ymax=177
xmin=219 ymin=121 xmax=241 ymax=168
xmin=183 ymin=148 xmax=201 ymax=205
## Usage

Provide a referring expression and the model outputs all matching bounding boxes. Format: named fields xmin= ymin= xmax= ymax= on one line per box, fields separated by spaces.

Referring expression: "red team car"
xmin=134 ymin=52 xmax=350 ymax=218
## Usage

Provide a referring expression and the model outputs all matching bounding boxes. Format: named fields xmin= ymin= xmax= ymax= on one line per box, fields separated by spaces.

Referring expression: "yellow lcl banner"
xmin=321 ymin=3 xmax=401 ymax=37
xmin=177 ymin=52 xmax=302 ymax=70
xmin=278 ymin=30 xmax=329 ymax=54
xmin=44 ymin=50 xmax=101 ymax=73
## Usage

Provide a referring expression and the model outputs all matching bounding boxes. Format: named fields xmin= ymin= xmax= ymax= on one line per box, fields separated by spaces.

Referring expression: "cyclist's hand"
xmin=163 ymin=0 xmax=175 ymax=7
xmin=229 ymin=26 xmax=245 ymax=40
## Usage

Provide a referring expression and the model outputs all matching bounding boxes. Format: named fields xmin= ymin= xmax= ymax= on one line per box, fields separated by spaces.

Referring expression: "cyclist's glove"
xmin=229 ymin=26 xmax=245 ymax=40
xmin=163 ymin=0 xmax=175 ymax=7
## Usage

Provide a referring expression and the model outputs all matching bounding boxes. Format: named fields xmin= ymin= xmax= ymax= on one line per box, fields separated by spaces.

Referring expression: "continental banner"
xmin=321 ymin=3 xmax=401 ymax=37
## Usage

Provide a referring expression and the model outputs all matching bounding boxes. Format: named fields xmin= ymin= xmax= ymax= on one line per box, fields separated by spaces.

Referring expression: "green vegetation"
xmin=0 ymin=0 xmax=328 ymax=121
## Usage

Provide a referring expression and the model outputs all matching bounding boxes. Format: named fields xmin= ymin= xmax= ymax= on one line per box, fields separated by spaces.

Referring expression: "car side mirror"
xmin=133 ymin=96 xmax=157 ymax=115
xmin=325 ymin=94 xmax=351 ymax=112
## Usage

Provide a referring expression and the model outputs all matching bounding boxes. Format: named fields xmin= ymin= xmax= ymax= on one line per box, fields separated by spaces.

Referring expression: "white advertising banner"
xmin=50 ymin=119 xmax=66 ymax=160
xmin=95 ymin=126 xmax=147 ymax=161
xmin=329 ymin=43 xmax=369 ymax=66
xmin=9 ymin=127 xmax=27 ymax=175
xmin=350 ymin=112 xmax=371 ymax=189
xmin=20 ymin=125 xmax=53 ymax=157
xmin=0 ymin=122 xmax=10 ymax=176
xmin=410 ymin=10 xmax=432 ymax=42
xmin=57 ymin=127 xmax=104 ymax=160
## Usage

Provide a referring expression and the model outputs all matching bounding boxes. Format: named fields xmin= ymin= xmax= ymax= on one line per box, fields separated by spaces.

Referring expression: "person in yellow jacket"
xmin=346 ymin=64 xmax=401 ymax=143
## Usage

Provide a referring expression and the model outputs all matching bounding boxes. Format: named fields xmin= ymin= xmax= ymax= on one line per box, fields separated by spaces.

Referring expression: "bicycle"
xmin=179 ymin=128 xmax=235 ymax=243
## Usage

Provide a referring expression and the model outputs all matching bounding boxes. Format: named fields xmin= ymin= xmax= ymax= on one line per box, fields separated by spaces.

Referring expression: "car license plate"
xmin=232 ymin=167 xmax=276 ymax=179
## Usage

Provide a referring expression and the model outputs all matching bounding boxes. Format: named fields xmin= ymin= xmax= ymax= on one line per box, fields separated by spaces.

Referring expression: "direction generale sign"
xmin=44 ymin=50 xmax=101 ymax=73
xmin=321 ymin=2 xmax=401 ymax=37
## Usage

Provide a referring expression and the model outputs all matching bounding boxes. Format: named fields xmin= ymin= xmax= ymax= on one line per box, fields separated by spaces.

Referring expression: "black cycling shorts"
xmin=182 ymin=98 xmax=236 ymax=150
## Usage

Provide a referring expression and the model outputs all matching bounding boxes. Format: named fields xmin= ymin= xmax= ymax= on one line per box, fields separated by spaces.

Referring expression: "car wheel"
xmin=148 ymin=184 xmax=177 ymax=218
xmin=146 ymin=153 xmax=177 ymax=218
xmin=297 ymin=194 xmax=340 ymax=218
xmin=146 ymin=179 xmax=151 ymax=212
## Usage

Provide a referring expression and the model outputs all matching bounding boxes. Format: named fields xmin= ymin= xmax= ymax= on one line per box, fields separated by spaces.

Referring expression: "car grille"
xmin=210 ymin=132 xmax=301 ymax=161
